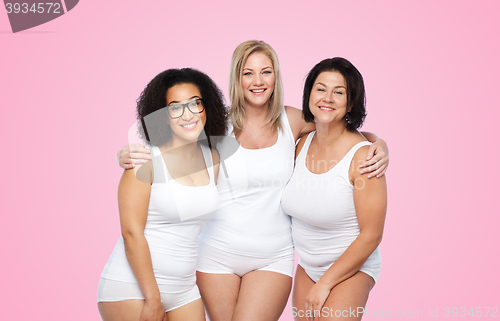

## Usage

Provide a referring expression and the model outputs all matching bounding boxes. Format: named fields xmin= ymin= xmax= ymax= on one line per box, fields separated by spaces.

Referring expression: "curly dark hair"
xmin=302 ymin=57 xmax=366 ymax=130
xmin=136 ymin=68 xmax=228 ymax=146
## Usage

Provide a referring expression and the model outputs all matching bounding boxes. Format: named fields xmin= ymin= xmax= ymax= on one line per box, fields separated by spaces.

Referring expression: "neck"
xmin=243 ymin=102 xmax=270 ymax=125
xmin=162 ymin=137 xmax=200 ymax=158
xmin=314 ymin=120 xmax=348 ymax=150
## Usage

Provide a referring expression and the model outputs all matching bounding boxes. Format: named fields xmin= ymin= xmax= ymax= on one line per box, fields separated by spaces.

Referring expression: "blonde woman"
xmin=118 ymin=41 xmax=389 ymax=321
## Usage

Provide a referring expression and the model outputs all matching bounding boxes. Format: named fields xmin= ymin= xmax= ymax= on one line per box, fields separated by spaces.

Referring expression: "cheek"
xmin=241 ymin=78 xmax=250 ymax=88
xmin=200 ymin=111 xmax=207 ymax=125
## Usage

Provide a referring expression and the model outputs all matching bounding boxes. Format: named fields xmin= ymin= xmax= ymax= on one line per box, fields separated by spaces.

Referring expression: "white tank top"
xmin=281 ymin=132 xmax=381 ymax=281
xmin=199 ymin=108 xmax=295 ymax=257
xmin=101 ymin=143 xmax=220 ymax=285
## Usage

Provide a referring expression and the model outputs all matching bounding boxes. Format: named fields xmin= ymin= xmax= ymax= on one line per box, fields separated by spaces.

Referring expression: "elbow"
xmin=121 ymin=229 xmax=143 ymax=244
xmin=360 ymin=231 xmax=383 ymax=248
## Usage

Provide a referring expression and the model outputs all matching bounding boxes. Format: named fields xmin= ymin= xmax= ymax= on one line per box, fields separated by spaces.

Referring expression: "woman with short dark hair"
xmin=282 ymin=58 xmax=387 ymax=321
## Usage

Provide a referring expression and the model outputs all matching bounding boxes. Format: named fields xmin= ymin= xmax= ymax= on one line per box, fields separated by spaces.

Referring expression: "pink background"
xmin=1 ymin=1 xmax=499 ymax=320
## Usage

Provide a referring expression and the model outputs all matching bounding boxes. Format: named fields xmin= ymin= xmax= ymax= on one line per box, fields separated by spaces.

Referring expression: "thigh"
xmin=196 ymin=271 xmax=241 ymax=321
xmin=232 ymin=270 xmax=292 ymax=321
xmin=166 ymin=298 xmax=206 ymax=321
xmin=98 ymin=300 xmax=159 ymax=321
xmin=292 ymin=265 xmax=316 ymax=321
xmin=319 ymin=271 xmax=375 ymax=321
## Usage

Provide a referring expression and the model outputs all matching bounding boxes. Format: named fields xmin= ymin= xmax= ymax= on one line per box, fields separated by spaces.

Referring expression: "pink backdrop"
xmin=1 ymin=1 xmax=499 ymax=320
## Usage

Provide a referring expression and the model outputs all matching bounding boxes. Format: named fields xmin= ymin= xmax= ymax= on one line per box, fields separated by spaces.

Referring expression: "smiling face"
xmin=165 ymin=83 xmax=206 ymax=145
xmin=309 ymin=71 xmax=349 ymax=125
xmin=241 ymin=51 xmax=276 ymax=109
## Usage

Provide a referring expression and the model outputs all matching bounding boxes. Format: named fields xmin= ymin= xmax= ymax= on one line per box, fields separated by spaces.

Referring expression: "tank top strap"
xmin=280 ymin=107 xmax=296 ymax=146
xmin=199 ymin=143 xmax=215 ymax=185
xmin=150 ymin=145 xmax=168 ymax=184
xmin=339 ymin=141 xmax=372 ymax=182
xmin=296 ymin=131 xmax=316 ymax=164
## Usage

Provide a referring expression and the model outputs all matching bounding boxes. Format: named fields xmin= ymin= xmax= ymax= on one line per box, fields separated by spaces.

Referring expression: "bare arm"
xmin=118 ymin=169 xmax=166 ymax=321
xmin=304 ymin=145 xmax=387 ymax=313
xmin=284 ymin=105 xmax=315 ymax=142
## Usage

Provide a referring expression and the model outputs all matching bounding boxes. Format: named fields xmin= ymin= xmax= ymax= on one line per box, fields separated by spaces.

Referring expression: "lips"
xmin=180 ymin=120 xmax=199 ymax=130
xmin=318 ymin=106 xmax=335 ymax=111
xmin=250 ymin=89 xmax=266 ymax=93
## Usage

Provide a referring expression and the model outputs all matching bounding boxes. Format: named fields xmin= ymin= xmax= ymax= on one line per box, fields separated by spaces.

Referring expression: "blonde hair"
xmin=229 ymin=40 xmax=284 ymax=135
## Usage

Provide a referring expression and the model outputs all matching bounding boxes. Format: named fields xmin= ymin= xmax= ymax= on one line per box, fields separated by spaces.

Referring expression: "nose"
xmin=182 ymin=106 xmax=195 ymax=121
xmin=253 ymin=74 xmax=264 ymax=86
xmin=322 ymin=91 xmax=334 ymax=103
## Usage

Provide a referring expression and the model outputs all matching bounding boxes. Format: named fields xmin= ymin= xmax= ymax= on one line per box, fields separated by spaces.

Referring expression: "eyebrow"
xmin=167 ymin=95 xmax=201 ymax=105
xmin=315 ymin=82 xmax=346 ymax=89
xmin=243 ymin=66 xmax=273 ymax=71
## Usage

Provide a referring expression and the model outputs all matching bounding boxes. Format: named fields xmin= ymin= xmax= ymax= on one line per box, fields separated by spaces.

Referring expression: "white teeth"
xmin=181 ymin=122 xmax=197 ymax=128
xmin=251 ymin=89 xmax=265 ymax=93
xmin=319 ymin=107 xmax=334 ymax=110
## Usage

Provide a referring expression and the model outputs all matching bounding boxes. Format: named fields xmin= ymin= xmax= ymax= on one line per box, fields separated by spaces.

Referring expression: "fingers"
xmin=118 ymin=144 xmax=151 ymax=169
xmin=366 ymin=144 xmax=376 ymax=161
xmin=122 ymin=163 xmax=135 ymax=170
xmin=130 ymin=152 xmax=152 ymax=161
xmin=305 ymin=301 xmax=321 ymax=321
xmin=359 ymin=157 xmax=388 ymax=178
xmin=371 ymin=162 xmax=388 ymax=178
xmin=129 ymin=144 xmax=151 ymax=155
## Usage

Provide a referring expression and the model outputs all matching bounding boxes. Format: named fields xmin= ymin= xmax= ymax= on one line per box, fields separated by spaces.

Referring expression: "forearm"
xmin=123 ymin=234 xmax=161 ymax=301
xmin=316 ymin=233 xmax=381 ymax=290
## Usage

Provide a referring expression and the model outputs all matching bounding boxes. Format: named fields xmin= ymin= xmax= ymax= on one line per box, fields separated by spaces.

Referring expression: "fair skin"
xmin=117 ymin=53 xmax=388 ymax=321
xmin=291 ymin=71 xmax=387 ymax=321
xmin=99 ymin=83 xmax=219 ymax=321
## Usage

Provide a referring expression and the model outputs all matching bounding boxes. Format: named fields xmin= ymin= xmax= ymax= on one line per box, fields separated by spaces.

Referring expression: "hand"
xmin=118 ymin=143 xmax=151 ymax=169
xmin=140 ymin=299 xmax=167 ymax=321
xmin=359 ymin=138 xmax=389 ymax=178
xmin=304 ymin=283 xmax=331 ymax=321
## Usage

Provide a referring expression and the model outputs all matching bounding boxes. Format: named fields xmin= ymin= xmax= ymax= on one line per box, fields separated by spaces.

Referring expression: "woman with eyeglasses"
xmin=97 ymin=68 xmax=228 ymax=321
xmin=118 ymin=40 xmax=389 ymax=321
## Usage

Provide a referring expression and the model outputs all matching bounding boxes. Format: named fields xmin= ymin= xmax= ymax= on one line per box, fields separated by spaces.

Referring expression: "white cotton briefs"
xmin=281 ymin=132 xmax=381 ymax=283
xmin=197 ymin=108 xmax=296 ymax=277
xmin=98 ymin=143 xmax=219 ymax=311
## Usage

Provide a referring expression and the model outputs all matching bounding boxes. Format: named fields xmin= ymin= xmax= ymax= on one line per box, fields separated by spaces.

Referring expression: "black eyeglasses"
xmin=166 ymin=98 xmax=205 ymax=119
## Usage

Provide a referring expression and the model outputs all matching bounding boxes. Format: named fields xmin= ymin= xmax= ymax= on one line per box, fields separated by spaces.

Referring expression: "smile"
xmin=250 ymin=89 xmax=266 ymax=93
xmin=180 ymin=121 xmax=199 ymax=130
xmin=319 ymin=106 xmax=335 ymax=111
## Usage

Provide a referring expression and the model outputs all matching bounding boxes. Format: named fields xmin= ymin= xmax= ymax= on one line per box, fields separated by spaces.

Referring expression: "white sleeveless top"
xmin=281 ymin=132 xmax=381 ymax=282
xmin=198 ymin=108 xmax=295 ymax=258
xmin=100 ymin=143 xmax=220 ymax=285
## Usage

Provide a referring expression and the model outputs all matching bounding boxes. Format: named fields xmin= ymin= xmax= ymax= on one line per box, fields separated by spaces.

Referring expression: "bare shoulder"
xmin=285 ymin=105 xmax=301 ymax=118
xmin=350 ymin=144 xmax=386 ymax=186
xmin=285 ymin=105 xmax=312 ymax=141
xmin=134 ymin=159 xmax=154 ymax=184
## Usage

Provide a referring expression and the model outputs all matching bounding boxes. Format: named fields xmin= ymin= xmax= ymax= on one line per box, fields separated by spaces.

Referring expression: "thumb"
xmin=366 ymin=144 xmax=376 ymax=160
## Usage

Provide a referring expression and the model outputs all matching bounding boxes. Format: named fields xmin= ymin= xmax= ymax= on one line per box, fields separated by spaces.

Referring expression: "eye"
xmin=243 ymin=72 xmax=252 ymax=76
xmin=317 ymin=88 xmax=325 ymax=92
xmin=169 ymin=104 xmax=182 ymax=111
xmin=263 ymin=70 xmax=272 ymax=74
xmin=334 ymin=91 xmax=344 ymax=95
